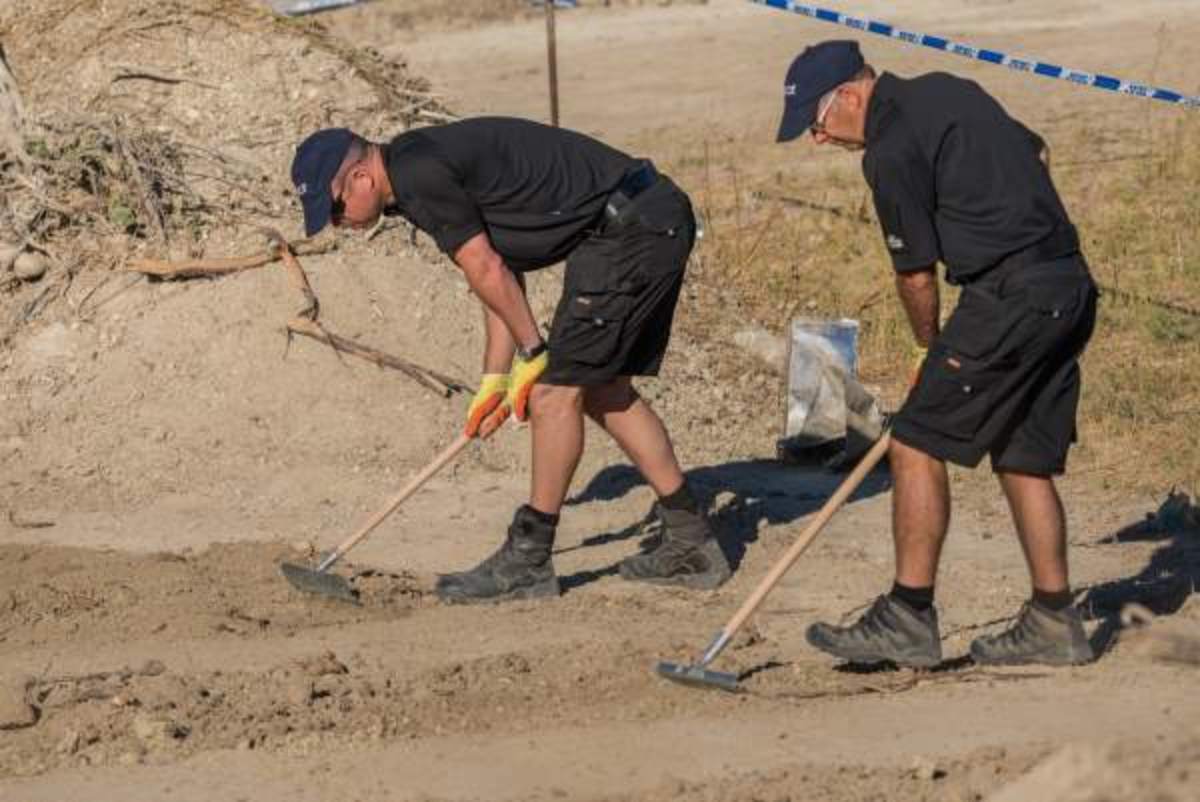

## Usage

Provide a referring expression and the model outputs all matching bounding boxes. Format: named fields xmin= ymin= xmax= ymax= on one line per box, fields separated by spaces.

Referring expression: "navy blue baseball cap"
xmin=777 ymin=40 xmax=865 ymax=143
xmin=291 ymin=128 xmax=354 ymax=236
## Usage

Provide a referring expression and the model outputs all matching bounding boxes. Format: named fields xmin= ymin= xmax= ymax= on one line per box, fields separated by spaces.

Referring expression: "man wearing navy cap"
xmin=291 ymin=118 xmax=730 ymax=603
xmin=777 ymin=42 xmax=1097 ymax=667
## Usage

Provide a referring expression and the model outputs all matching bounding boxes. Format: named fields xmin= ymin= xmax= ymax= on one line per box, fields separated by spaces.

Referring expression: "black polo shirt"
xmin=382 ymin=117 xmax=635 ymax=271
xmin=862 ymin=72 xmax=1073 ymax=284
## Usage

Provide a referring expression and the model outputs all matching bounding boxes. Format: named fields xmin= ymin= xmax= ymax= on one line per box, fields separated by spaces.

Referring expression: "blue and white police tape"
xmin=750 ymin=0 xmax=1200 ymax=110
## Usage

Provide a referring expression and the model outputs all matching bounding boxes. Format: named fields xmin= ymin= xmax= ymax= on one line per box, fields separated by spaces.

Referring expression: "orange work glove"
xmin=464 ymin=373 xmax=510 ymax=438
xmin=507 ymin=348 xmax=549 ymax=422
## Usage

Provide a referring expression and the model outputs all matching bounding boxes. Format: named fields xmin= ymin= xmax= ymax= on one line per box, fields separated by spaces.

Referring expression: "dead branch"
xmin=263 ymin=229 xmax=319 ymax=321
xmin=111 ymin=66 xmax=220 ymax=91
xmin=285 ymin=316 xmax=471 ymax=398
xmin=125 ymin=238 xmax=333 ymax=280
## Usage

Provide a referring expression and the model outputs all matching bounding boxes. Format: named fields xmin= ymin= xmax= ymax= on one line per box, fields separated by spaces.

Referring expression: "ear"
xmin=840 ymin=84 xmax=865 ymax=113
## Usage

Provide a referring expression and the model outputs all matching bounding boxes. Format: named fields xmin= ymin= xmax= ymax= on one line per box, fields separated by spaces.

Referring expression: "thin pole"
xmin=544 ymin=0 xmax=560 ymax=126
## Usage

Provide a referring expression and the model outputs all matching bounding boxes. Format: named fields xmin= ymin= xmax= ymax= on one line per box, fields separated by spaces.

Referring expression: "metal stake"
xmin=544 ymin=0 xmax=560 ymax=126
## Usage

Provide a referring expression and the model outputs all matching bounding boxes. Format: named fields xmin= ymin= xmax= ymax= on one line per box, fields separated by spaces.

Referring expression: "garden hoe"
xmin=657 ymin=430 xmax=892 ymax=692
xmin=281 ymin=433 xmax=472 ymax=604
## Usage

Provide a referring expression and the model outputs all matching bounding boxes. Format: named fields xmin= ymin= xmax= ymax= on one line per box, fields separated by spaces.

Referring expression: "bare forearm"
xmin=455 ymin=234 xmax=542 ymax=369
xmin=482 ymin=303 xmax=516 ymax=373
xmin=895 ymin=268 xmax=939 ymax=347
xmin=470 ymin=265 xmax=540 ymax=348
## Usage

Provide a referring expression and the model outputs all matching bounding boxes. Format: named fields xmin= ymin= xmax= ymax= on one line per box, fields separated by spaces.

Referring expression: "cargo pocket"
xmin=908 ymin=347 xmax=1010 ymax=443
xmin=1020 ymin=272 xmax=1090 ymax=321
xmin=557 ymin=287 xmax=634 ymax=367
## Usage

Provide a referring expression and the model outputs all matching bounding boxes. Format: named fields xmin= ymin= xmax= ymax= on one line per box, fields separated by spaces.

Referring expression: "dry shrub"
xmin=0 ymin=0 xmax=451 ymax=338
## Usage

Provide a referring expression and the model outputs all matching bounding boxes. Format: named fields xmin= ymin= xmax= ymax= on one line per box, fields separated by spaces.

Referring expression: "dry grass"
xmin=662 ymin=114 xmax=1200 ymax=495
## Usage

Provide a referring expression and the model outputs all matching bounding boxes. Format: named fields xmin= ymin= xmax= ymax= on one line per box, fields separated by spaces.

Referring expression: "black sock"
xmin=1032 ymin=588 xmax=1073 ymax=611
xmin=523 ymin=505 xmax=560 ymax=527
xmin=890 ymin=581 xmax=935 ymax=612
xmin=659 ymin=483 xmax=699 ymax=514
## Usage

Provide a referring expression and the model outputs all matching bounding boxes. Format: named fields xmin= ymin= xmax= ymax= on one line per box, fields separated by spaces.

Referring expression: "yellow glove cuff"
xmin=475 ymin=373 xmax=510 ymax=400
xmin=508 ymin=350 xmax=549 ymax=421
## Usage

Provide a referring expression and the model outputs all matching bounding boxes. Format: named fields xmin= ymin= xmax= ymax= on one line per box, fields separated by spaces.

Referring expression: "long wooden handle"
xmin=720 ymin=431 xmax=892 ymax=639
xmin=320 ymin=434 xmax=473 ymax=569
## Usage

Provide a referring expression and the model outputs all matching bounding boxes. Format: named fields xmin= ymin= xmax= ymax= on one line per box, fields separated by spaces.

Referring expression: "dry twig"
xmin=125 ymin=238 xmax=333 ymax=280
xmin=285 ymin=316 xmax=471 ymax=398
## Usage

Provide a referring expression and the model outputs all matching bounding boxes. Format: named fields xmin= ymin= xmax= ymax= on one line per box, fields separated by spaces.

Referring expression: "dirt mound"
xmin=0 ymin=0 xmax=448 ymax=342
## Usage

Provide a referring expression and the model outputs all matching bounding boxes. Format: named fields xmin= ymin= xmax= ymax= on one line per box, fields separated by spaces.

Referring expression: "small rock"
xmin=911 ymin=756 xmax=946 ymax=781
xmin=291 ymin=540 xmax=315 ymax=557
xmin=285 ymin=677 xmax=314 ymax=707
xmin=13 ymin=251 xmax=48 ymax=281
xmin=0 ymin=677 xmax=38 ymax=730
xmin=297 ymin=651 xmax=348 ymax=677
xmin=139 ymin=659 xmax=167 ymax=677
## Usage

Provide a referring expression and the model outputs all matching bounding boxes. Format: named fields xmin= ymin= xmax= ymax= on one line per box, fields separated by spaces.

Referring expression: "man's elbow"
xmin=895 ymin=266 xmax=937 ymax=290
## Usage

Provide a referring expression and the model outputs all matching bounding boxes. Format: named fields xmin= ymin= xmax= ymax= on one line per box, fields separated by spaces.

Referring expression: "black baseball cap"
xmin=776 ymin=40 xmax=865 ymax=143
xmin=291 ymin=128 xmax=354 ymax=236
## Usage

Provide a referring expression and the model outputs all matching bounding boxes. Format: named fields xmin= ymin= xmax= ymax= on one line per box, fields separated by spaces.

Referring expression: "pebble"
xmin=285 ymin=677 xmax=314 ymax=707
xmin=140 ymin=659 xmax=167 ymax=677
xmin=13 ymin=251 xmax=48 ymax=281
xmin=0 ymin=677 xmax=38 ymax=730
xmin=912 ymin=756 xmax=946 ymax=781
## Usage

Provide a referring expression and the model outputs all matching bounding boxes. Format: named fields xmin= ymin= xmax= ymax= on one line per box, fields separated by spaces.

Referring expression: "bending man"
xmin=291 ymin=117 xmax=730 ymax=604
xmin=777 ymin=41 xmax=1097 ymax=666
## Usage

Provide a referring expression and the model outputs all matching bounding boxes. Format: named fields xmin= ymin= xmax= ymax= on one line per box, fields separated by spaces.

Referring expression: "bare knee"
xmin=530 ymin=383 xmax=584 ymax=421
xmin=583 ymin=378 xmax=637 ymax=420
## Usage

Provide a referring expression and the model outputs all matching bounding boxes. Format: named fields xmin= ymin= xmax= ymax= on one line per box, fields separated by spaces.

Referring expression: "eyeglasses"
xmin=810 ymin=90 xmax=839 ymax=136
xmin=330 ymin=190 xmax=346 ymax=225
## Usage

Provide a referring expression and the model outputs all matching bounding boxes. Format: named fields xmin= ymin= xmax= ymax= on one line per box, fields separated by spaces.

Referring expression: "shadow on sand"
xmin=555 ymin=456 xmax=892 ymax=593
xmin=1077 ymin=491 xmax=1200 ymax=655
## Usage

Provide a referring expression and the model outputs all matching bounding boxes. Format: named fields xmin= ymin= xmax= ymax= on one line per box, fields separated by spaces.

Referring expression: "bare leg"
xmin=996 ymin=471 xmax=1069 ymax=592
xmin=529 ymin=383 xmax=585 ymax=516
xmin=582 ymin=377 xmax=685 ymax=496
xmin=890 ymin=438 xmax=951 ymax=588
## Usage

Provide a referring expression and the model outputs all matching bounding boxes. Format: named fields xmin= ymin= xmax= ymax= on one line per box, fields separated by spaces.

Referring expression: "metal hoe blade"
xmin=655 ymin=661 xmax=740 ymax=693
xmin=280 ymin=562 xmax=360 ymax=604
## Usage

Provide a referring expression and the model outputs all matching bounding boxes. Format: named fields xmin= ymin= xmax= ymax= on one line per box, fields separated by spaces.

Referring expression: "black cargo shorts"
xmin=893 ymin=254 xmax=1098 ymax=475
xmin=541 ymin=176 xmax=696 ymax=386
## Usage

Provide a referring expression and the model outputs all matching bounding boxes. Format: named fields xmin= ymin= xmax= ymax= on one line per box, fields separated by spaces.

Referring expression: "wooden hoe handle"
xmin=720 ymin=431 xmax=892 ymax=641
xmin=321 ymin=434 xmax=473 ymax=568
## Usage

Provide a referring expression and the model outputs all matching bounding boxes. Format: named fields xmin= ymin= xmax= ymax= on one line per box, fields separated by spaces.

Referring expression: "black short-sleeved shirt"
xmin=862 ymin=72 xmax=1073 ymax=284
xmin=382 ymin=117 xmax=636 ymax=271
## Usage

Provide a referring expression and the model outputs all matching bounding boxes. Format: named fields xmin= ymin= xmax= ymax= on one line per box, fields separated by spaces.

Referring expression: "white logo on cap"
xmin=886 ymin=234 xmax=906 ymax=251
xmin=296 ymin=182 xmax=308 ymax=197
xmin=785 ymin=83 xmax=797 ymax=97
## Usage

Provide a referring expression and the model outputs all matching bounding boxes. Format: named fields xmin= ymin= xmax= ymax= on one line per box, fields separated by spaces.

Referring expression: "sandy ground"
xmin=2 ymin=1 xmax=1200 ymax=800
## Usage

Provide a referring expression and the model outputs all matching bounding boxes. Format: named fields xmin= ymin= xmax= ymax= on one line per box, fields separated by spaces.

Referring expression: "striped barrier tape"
xmin=750 ymin=0 xmax=1200 ymax=109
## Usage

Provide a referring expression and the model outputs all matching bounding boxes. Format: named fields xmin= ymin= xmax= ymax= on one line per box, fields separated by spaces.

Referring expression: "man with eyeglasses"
xmin=776 ymin=41 xmax=1098 ymax=667
xmin=290 ymin=119 xmax=730 ymax=603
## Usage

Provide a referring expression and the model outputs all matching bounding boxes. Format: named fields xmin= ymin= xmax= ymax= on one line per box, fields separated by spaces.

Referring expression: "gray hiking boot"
xmin=618 ymin=504 xmax=731 ymax=590
xmin=435 ymin=505 xmax=560 ymax=604
xmin=806 ymin=595 xmax=942 ymax=668
xmin=970 ymin=601 xmax=1095 ymax=666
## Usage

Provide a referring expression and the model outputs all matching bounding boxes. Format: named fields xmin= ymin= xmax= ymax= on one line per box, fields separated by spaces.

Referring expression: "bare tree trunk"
xmin=0 ymin=41 xmax=28 ymax=168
